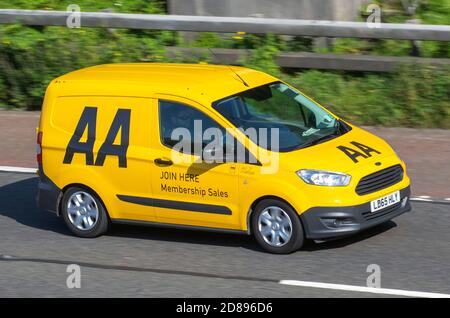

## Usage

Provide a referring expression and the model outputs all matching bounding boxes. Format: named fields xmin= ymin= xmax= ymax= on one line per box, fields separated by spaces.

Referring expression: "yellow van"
xmin=37 ymin=63 xmax=411 ymax=254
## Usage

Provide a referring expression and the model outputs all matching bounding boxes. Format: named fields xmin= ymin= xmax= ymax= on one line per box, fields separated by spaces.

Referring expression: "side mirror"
xmin=202 ymin=142 xmax=236 ymax=163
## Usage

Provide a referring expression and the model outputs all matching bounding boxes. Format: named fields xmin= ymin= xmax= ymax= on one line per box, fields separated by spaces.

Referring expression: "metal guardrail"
xmin=166 ymin=47 xmax=450 ymax=72
xmin=0 ymin=9 xmax=449 ymax=41
xmin=1 ymin=9 xmax=449 ymax=72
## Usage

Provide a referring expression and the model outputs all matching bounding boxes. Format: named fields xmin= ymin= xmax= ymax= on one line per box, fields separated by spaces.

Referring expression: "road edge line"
xmin=0 ymin=166 xmax=37 ymax=174
xmin=410 ymin=197 xmax=450 ymax=205
xmin=279 ymin=280 xmax=450 ymax=298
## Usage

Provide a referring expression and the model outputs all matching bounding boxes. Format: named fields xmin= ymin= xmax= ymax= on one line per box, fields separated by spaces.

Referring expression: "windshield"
xmin=213 ymin=82 xmax=349 ymax=152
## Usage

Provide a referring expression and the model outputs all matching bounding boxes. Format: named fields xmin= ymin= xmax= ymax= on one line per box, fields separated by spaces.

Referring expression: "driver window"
xmin=159 ymin=100 xmax=224 ymax=154
xmin=159 ymin=100 xmax=258 ymax=164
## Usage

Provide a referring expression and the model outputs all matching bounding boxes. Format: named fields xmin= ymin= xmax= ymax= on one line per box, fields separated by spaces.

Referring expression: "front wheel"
xmin=252 ymin=199 xmax=304 ymax=254
xmin=61 ymin=187 xmax=109 ymax=238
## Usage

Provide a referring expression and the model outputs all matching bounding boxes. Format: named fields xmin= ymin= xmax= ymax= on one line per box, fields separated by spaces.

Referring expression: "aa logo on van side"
xmin=63 ymin=107 xmax=130 ymax=168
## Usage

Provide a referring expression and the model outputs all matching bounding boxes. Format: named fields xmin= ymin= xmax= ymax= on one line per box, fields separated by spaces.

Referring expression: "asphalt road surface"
xmin=0 ymin=172 xmax=449 ymax=298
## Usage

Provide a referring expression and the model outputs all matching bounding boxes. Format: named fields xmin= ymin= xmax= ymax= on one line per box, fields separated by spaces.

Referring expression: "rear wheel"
xmin=61 ymin=187 xmax=109 ymax=238
xmin=252 ymin=199 xmax=304 ymax=254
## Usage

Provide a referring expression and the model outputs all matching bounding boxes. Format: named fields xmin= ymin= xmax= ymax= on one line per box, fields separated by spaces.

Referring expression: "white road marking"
xmin=410 ymin=197 xmax=433 ymax=202
xmin=279 ymin=280 xmax=450 ymax=298
xmin=0 ymin=166 xmax=37 ymax=174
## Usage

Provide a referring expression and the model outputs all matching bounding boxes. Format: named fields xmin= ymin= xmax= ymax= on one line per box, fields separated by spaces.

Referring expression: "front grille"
xmin=356 ymin=165 xmax=404 ymax=196
xmin=361 ymin=202 xmax=402 ymax=221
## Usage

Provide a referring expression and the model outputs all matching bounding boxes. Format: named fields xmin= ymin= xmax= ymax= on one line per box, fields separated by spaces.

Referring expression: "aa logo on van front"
xmin=63 ymin=107 xmax=130 ymax=168
xmin=337 ymin=141 xmax=381 ymax=163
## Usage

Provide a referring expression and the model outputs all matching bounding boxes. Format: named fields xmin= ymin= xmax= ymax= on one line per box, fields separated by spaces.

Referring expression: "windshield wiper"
xmin=304 ymin=133 xmax=339 ymax=148
xmin=298 ymin=120 xmax=342 ymax=149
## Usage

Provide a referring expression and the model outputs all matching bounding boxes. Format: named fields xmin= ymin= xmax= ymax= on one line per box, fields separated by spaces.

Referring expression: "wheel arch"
xmin=246 ymin=195 xmax=302 ymax=235
xmin=58 ymin=183 xmax=110 ymax=221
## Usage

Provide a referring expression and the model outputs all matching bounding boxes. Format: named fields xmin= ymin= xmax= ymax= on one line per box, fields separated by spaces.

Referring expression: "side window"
xmin=159 ymin=100 xmax=224 ymax=154
xmin=159 ymin=100 xmax=259 ymax=164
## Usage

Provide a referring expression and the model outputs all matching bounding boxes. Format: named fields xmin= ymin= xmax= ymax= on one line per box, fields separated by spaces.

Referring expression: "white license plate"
xmin=370 ymin=191 xmax=401 ymax=213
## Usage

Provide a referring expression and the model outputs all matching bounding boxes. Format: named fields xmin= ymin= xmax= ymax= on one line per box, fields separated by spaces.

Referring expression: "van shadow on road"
xmin=0 ymin=176 xmax=397 ymax=253
xmin=0 ymin=176 xmax=70 ymax=235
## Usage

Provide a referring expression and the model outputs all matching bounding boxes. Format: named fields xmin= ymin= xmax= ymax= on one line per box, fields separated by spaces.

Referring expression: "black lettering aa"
xmin=337 ymin=145 xmax=368 ymax=163
xmin=94 ymin=109 xmax=131 ymax=168
xmin=350 ymin=141 xmax=381 ymax=158
xmin=63 ymin=107 xmax=97 ymax=165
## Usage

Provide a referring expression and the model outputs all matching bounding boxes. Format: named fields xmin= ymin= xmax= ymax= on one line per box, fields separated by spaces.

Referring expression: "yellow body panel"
xmin=39 ymin=63 xmax=410 ymax=232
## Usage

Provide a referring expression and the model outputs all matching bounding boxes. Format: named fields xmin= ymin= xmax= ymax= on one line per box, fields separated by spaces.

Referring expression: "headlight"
xmin=297 ymin=169 xmax=351 ymax=186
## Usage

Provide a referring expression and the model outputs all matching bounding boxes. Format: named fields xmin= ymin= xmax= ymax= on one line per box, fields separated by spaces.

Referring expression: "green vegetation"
xmin=0 ymin=0 xmax=165 ymax=13
xmin=330 ymin=0 xmax=450 ymax=58
xmin=0 ymin=1 xmax=174 ymax=110
xmin=237 ymin=36 xmax=450 ymax=128
xmin=286 ymin=65 xmax=450 ymax=128
xmin=0 ymin=0 xmax=449 ymax=128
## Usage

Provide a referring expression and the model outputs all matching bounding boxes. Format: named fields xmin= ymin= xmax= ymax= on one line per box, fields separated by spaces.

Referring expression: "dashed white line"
xmin=410 ymin=197 xmax=433 ymax=202
xmin=279 ymin=280 xmax=450 ymax=298
xmin=0 ymin=166 xmax=37 ymax=174
xmin=410 ymin=197 xmax=450 ymax=204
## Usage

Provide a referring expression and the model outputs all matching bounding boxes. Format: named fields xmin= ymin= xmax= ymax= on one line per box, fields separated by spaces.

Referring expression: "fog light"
xmin=341 ymin=218 xmax=354 ymax=225
xmin=322 ymin=219 xmax=336 ymax=228
xmin=321 ymin=217 xmax=354 ymax=228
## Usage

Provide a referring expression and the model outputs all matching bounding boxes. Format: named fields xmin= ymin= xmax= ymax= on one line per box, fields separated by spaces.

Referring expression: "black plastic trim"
xmin=356 ymin=164 xmax=404 ymax=195
xmin=36 ymin=163 xmax=62 ymax=214
xmin=112 ymin=218 xmax=246 ymax=235
xmin=117 ymin=194 xmax=232 ymax=215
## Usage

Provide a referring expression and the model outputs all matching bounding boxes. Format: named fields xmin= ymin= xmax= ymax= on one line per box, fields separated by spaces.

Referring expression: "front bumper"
xmin=300 ymin=186 xmax=411 ymax=240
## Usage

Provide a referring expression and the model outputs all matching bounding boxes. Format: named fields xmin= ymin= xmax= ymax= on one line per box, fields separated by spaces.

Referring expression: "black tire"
xmin=61 ymin=187 xmax=109 ymax=238
xmin=251 ymin=199 xmax=304 ymax=254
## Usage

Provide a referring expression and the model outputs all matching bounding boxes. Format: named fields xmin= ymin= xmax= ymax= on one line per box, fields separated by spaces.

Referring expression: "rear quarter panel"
xmin=41 ymin=94 xmax=155 ymax=220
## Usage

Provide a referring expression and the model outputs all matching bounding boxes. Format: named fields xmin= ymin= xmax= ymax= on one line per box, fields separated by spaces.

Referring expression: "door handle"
xmin=154 ymin=158 xmax=173 ymax=166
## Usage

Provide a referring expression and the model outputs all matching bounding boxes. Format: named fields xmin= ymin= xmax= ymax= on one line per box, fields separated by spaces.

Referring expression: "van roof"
xmin=52 ymin=63 xmax=277 ymax=105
